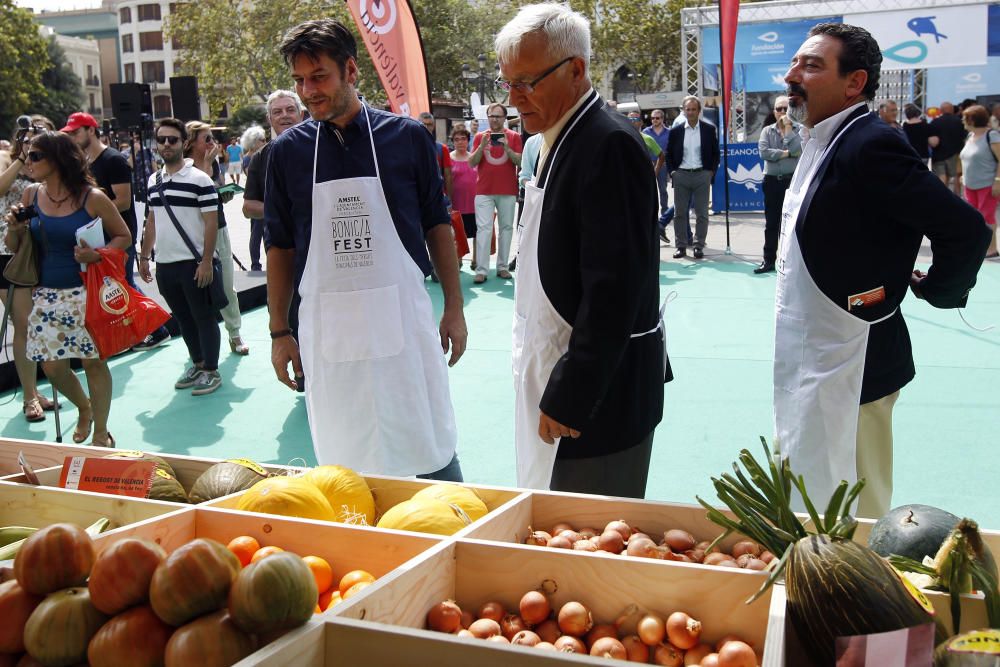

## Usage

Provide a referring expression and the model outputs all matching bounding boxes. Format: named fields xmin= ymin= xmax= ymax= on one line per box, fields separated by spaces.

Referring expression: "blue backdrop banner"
xmin=712 ymin=143 xmax=765 ymax=213
xmin=925 ymin=56 xmax=1000 ymax=105
xmin=703 ymin=17 xmax=841 ymax=64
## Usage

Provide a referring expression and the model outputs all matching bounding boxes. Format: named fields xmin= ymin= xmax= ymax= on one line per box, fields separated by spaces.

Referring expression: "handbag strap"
xmin=156 ymin=170 xmax=206 ymax=262
xmin=28 ymin=185 xmax=50 ymax=257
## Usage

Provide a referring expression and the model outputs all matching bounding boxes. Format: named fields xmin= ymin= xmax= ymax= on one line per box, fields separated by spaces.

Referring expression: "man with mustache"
xmin=264 ymin=19 xmax=466 ymax=481
xmin=773 ymin=23 xmax=990 ymax=518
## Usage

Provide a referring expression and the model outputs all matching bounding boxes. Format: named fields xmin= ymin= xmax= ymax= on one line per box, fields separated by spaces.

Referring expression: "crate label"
xmin=59 ymin=457 xmax=156 ymax=497
xmin=946 ymin=629 xmax=1000 ymax=654
xmin=154 ymin=468 xmax=173 ymax=480
xmin=105 ymin=450 xmax=147 ymax=459
xmin=835 ymin=623 xmax=935 ymax=666
xmin=225 ymin=458 xmax=267 ymax=476
xmin=891 ymin=566 xmax=936 ymax=615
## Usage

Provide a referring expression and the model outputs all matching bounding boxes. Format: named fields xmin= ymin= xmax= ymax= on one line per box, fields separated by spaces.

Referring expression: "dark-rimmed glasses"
xmin=774 ymin=106 xmax=788 ymax=112
xmin=26 ymin=151 xmax=46 ymax=163
xmin=496 ymin=57 xmax=574 ymax=94
xmin=156 ymin=136 xmax=181 ymax=145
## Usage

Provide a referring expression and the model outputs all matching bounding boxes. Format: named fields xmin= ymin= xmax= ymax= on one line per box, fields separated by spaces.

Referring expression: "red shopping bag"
xmin=450 ymin=210 xmax=470 ymax=259
xmin=82 ymin=248 xmax=171 ymax=359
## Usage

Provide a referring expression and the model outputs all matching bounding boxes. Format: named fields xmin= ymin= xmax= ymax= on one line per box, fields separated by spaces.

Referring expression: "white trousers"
xmin=215 ymin=226 xmax=241 ymax=338
xmin=474 ymin=194 xmax=516 ymax=275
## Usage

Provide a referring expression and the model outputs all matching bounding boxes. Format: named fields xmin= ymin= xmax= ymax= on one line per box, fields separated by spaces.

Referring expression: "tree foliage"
xmin=0 ymin=0 xmax=50 ymax=138
xmin=30 ymin=36 xmax=85 ymax=131
xmin=225 ymin=105 xmax=267 ymax=136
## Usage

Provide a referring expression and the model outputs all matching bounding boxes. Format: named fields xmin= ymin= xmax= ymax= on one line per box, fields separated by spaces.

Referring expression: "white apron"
xmin=773 ymin=113 xmax=895 ymax=508
xmin=512 ymin=95 xmax=664 ymax=489
xmin=298 ymin=108 xmax=456 ymax=476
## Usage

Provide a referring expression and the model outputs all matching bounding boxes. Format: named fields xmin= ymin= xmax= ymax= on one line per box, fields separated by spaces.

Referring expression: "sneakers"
xmin=191 ymin=370 xmax=222 ymax=396
xmin=174 ymin=365 xmax=203 ymax=389
xmin=133 ymin=328 xmax=170 ymax=351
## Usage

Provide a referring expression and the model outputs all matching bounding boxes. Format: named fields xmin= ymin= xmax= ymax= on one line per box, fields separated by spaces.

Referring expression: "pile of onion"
xmin=424 ymin=591 xmax=759 ymax=665
xmin=523 ymin=521 xmax=774 ymax=572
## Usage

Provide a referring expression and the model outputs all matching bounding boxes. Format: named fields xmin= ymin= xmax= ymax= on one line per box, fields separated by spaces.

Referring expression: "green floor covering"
xmin=3 ymin=259 xmax=998 ymax=524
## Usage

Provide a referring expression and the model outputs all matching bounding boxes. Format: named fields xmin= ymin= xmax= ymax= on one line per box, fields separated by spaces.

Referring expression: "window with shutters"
xmin=119 ymin=7 xmax=131 ymax=23
xmin=121 ymin=34 xmax=133 ymax=53
xmin=139 ymin=31 xmax=163 ymax=51
xmin=142 ymin=61 xmax=165 ymax=83
xmin=137 ymin=4 xmax=161 ymax=21
xmin=124 ymin=63 xmax=136 ymax=82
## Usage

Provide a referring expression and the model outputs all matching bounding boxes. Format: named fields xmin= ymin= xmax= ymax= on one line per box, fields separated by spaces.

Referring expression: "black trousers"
xmin=762 ymin=175 xmax=791 ymax=264
xmin=156 ymin=260 xmax=221 ymax=370
xmin=549 ymin=431 xmax=655 ymax=499
xmin=249 ymin=219 xmax=265 ymax=270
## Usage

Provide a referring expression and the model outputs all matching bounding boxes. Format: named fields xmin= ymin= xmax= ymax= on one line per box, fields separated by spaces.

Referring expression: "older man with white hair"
xmin=498 ymin=3 xmax=669 ymax=496
xmin=243 ymin=90 xmax=305 ymax=271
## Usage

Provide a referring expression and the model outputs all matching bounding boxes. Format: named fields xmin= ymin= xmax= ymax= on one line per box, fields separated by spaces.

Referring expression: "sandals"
xmin=91 ymin=433 xmax=115 ymax=448
xmin=229 ymin=337 xmax=250 ymax=355
xmin=473 ymin=274 xmax=487 ymax=284
xmin=72 ymin=415 xmax=92 ymax=444
xmin=37 ymin=395 xmax=59 ymax=411
xmin=497 ymin=270 xmax=513 ymax=280
xmin=23 ymin=399 xmax=45 ymax=423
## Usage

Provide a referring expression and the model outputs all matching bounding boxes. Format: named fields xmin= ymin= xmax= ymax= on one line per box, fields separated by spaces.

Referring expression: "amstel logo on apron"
xmin=330 ymin=195 xmax=374 ymax=269
xmin=99 ymin=276 xmax=129 ymax=316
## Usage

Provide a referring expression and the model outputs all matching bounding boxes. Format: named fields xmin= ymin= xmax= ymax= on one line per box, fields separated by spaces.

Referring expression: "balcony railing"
xmin=86 ymin=75 xmax=100 ymax=87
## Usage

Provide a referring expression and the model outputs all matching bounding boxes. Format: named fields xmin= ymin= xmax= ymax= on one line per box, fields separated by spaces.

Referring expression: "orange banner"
xmin=345 ymin=0 xmax=431 ymax=118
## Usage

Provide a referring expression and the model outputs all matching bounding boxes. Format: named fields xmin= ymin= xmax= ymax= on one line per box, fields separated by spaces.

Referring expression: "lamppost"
xmin=461 ymin=53 xmax=493 ymax=101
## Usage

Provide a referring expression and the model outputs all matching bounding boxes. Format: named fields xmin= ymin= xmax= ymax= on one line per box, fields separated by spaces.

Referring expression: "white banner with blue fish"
xmin=844 ymin=5 xmax=987 ymax=69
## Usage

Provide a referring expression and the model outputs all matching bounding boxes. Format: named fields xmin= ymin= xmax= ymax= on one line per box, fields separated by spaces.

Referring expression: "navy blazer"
xmin=665 ymin=119 xmax=720 ymax=174
xmin=533 ymin=91 xmax=669 ymax=459
xmin=794 ymin=107 xmax=990 ymax=403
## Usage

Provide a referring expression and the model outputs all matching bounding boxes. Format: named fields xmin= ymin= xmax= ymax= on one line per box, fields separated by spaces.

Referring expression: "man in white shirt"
xmin=664 ymin=96 xmax=720 ymax=259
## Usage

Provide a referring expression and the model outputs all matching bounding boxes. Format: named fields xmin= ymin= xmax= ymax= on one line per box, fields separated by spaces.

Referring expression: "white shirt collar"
xmin=809 ymin=102 xmax=868 ymax=148
xmin=164 ymin=158 xmax=195 ymax=178
xmin=541 ymin=87 xmax=595 ymax=151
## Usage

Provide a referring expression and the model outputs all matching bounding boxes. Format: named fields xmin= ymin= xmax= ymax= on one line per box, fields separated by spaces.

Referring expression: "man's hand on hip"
xmin=538 ymin=412 xmax=581 ymax=445
xmin=439 ymin=306 xmax=468 ymax=367
xmin=271 ymin=335 xmax=304 ymax=390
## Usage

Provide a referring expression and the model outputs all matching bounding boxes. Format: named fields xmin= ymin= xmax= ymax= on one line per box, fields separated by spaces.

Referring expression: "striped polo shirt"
xmin=146 ymin=158 xmax=219 ymax=263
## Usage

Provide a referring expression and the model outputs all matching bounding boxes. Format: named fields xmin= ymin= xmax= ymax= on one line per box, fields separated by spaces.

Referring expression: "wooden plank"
xmin=234 ymin=621 xmax=327 ymax=667
xmin=0 ymin=483 xmax=184 ymax=532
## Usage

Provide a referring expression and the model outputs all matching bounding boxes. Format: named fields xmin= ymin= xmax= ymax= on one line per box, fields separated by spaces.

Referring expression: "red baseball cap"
xmin=60 ymin=112 xmax=99 ymax=133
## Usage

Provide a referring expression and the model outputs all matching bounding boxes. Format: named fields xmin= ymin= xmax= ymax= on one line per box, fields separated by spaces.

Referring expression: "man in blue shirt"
xmin=642 ymin=109 xmax=673 ymax=240
xmin=225 ymin=138 xmax=244 ymax=186
xmin=265 ymin=19 xmax=467 ymax=481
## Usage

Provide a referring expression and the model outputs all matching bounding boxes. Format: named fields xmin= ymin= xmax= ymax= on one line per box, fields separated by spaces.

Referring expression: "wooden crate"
xmin=209 ymin=476 xmax=526 ymax=536
xmin=0 ymin=482 xmax=184 ymax=535
xmin=245 ymin=539 xmax=775 ymax=666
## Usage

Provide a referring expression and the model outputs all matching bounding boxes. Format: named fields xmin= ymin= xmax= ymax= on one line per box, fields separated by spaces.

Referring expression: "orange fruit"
xmin=314 ymin=603 xmax=322 ymax=614
xmin=342 ymin=580 xmax=372 ymax=600
xmin=250 ymin=545 xmax=284 ymax=563
xmin=338 ymin=569 xmax=375 ymax=597
xmin=302 ymin=555 xmax=334 ymax=593
xmin=318 ymin=588 xmax=342 ymax=611
xmin=226 ymin=536 xmax=261 ymax=567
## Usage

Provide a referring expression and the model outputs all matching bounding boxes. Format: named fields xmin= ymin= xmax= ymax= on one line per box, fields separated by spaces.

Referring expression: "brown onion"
xmin=578 ymin=527 xmax=598 ymax=539
xmin=696 ymin=540 xmax=721 ymax=554
xmin=637 ymin=613 xmax=666 ymax=646
xmin=743 ymin=558 xmax=768 ymax=571
xmin=525 ymin=530 xmax=552 ymax=547
xmin=469 ymin=618 xmax=502 ymax=639
xmin=547 ymin=535 xmax=573 ymax=549
xmin=554 ymin=635 xmax=587 ymax=653
xmin=614 ymin=604 xmax=642 ymax=636
xmin=535 ymin=641 xmax=558 ymax=650
xmin=511 ymin=630 xmax=541 ymax=646
xmin=597 ymin=530 xmax=625 ymax=553
xmin=701 ymin=653 xmax=721 ymax=667
xmin=759 ymin=550 xmax=775 ymax=564
xmin=715 ymin=635 xmax=745 ymax=652
xmin=519 ymin=591 xmax=551 ymax=626
xmin=586 ymin=623 xmax=618 ymax=649
xmin=456 ymin=629 xmax=475 ymax=638
xmin=605 ymin=520 xmax=631 ymax=542
xmin=460 ymin=610 xmax=474 ymax=629
xmin=685 ymin=549 xmax=706 ymax=563
xmin=730 ymin=540 xmax=761 ymax=558
xmin=653 ymin=642 xmax=684 ymax=666
xmin=557 ymin=530 xmax=582 ymax=544
xmin=663 ymin=529 xmax=697 ymax=552
xmin=573 ymin=539 xmax=598 ymax=552
xmin=703 ymin=552 xmax=737 ymax=567
xmin=552 ymin=522 xmax=574 ymax=534
xmin=665 ymin=611 xmax=702 ymax=650
xmin=590 ymin=636 xmax=627 ymax=659
xmin=684 ymin=643 xmax=713 ymax=665
xmin=626 ymin=536 xmax=662 ymax=559
xmin=427 ymin=599 xmax=463 ymax=633
xmin=487 ymin=634 xmax=510 ymax=643
xmin=622 ymin=635 xmax=650 ymax=662
xmin=477 ymin=601 xmax=506 ymax=622
xmin=535 ymin=618 xmax=561 ymax=643
xmin=557 ymin=601 xmax=593 ymax=637
xmin=501 ymin=614 xmax=528 ymax=640
xmin=717 ymin=640 xmax=757 ymax=667
xmin=629 ymin=532 xmax=651 ymax=543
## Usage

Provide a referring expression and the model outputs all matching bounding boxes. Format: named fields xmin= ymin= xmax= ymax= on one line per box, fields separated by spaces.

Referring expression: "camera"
xmin=13 ymin=205 xmax=37 ymax=223
xmin=490 ymin=132 xmax=504 ymax=146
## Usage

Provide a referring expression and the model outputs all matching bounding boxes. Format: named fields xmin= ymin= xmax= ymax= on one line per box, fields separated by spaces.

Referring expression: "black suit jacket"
xmin=795 ymin=107 xmax=991 ymax=403
xmin=534 ymin=91 xmax=669 ymax=459
xmin=665 ymin=120 xmax=720 ymax=174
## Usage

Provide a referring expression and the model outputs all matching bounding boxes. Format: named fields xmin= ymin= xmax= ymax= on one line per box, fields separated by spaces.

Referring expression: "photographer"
xmin=755 ymin=95 xmax=801 ymax=274
xmin=4 ymin=131 xmax=131 ymax=446
xmin=1 ymin=116 xmax=59 ymax=422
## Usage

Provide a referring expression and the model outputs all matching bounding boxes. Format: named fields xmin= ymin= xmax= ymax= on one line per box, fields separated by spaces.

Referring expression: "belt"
xmin=678 ymin=168 xmax=703 ymax=172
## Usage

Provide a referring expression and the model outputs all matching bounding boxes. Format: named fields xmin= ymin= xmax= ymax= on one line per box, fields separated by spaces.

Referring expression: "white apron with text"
xmin=298 ymin=108 xmax=456 ymax=476
xmin=773 ymin=113 xmax=895 ymax=508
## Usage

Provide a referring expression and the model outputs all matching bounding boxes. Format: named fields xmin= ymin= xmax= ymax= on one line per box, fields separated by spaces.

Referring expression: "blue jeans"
xmin=416 ymin=452 xmax=464 ymax=483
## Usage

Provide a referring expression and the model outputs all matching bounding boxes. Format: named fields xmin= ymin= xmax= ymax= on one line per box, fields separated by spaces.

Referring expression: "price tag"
xmin=946 ymin=629 xmax=1000 ymax=654
xmin=835 ymin=623 xmax=935 ymax=667
xmin=58 ymin=457 xmax=156 ymax=498
xmin=225 ymin=458 xmax=267 ymax=476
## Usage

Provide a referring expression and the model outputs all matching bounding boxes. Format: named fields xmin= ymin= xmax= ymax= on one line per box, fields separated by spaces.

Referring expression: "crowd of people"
xmin=0 ymin=3 xmax=996 ymax=511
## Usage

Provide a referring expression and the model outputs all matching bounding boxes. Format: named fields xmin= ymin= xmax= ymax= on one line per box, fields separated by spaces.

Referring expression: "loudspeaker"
xmin=170 ymin=76 xmax=201 ymax=122
xmin=110 ymin=83 xmax=152 ymax=128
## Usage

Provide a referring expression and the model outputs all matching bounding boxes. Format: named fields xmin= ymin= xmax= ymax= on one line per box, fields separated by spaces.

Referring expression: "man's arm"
xmin=243 ymin=150 xmax=266 ymax=218
xmin=468 ymin=131 xmax=488 ymax=167
xmin=137 ymin=209 xmax=156 ymax=283
xmin=425 ymin=225 xmax=467 ymax=366
xmin=758 ymin=126 xmax=787 ymax=162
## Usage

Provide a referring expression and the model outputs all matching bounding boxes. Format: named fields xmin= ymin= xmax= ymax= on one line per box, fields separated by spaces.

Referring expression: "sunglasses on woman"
xmin=155 ymin=135 xmax=181 ymax=145
xmin=26 ymin=151 xmax=46 ymax=163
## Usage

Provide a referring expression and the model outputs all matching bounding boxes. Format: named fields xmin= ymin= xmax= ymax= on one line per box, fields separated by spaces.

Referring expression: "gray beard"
xmin=788 ymin=101 xmax=808 ymax=125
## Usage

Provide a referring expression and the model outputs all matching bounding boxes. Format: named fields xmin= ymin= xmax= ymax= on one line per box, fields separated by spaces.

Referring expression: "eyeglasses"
xmin=155 ymin=136 xmax=181 ymax=145
xmin=496 ymin=56 xmax=574 ymax=94
xmin=774 ymin=107 xmax=788 ymax=112
xmin=203 ymin=135 xmax=216 ymax=144
xmin=651 ymin=116 xmax=663 ymax=120
xmin=26 ymin=151 xmax=46 ymax=163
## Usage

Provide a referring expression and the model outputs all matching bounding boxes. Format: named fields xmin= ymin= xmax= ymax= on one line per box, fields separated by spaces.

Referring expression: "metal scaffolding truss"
xmin=681 ymin=0 xmax=989 ymax=139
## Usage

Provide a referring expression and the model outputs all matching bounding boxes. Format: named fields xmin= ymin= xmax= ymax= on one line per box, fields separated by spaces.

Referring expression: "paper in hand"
xmin=75 ymin=218 xmax=106 ymax=270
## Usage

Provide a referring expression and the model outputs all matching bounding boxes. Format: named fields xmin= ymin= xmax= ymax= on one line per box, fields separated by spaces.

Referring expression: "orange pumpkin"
xmin=23 ymin=587 xmax=107 ymax=667
xmin=89 ymin=538 xmax=167 ymax=615
xmin=150 ymin=539 xmax=241 ymax=627
xmin=0 ymin=580 xmax=43 ymax=653
xmin=14 ymin=524 xmax=94 ymax=596
xmin=87 ymin=605 xmax=174 ymax=667
xmin=164 ymin=611 xmax=256 ymax=667
xmin=227 ymin=552 xmax=317 ymax=634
